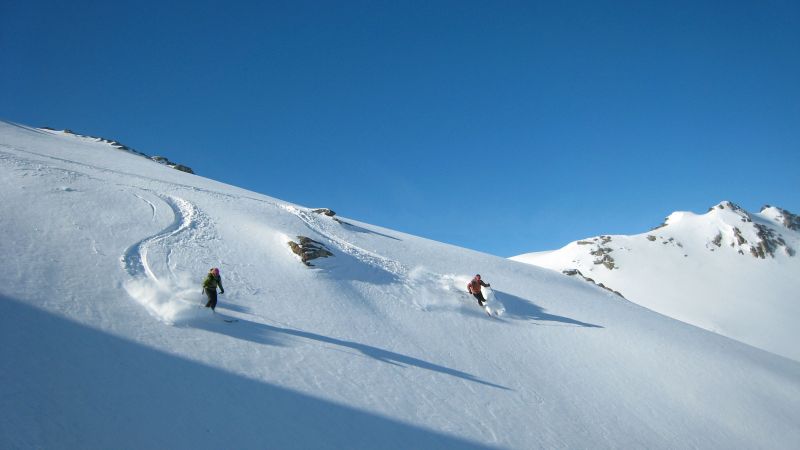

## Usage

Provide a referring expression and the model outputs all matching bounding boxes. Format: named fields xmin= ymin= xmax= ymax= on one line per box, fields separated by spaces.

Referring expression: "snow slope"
xmin=1 ymin=120 xmax=799 ymax=449
xmin=512 ymin=202 xmax=800 ymax=363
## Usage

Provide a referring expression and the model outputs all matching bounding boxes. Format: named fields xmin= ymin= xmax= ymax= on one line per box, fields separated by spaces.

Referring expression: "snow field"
xmin=1 ymin=121 xmax=799 ymax=449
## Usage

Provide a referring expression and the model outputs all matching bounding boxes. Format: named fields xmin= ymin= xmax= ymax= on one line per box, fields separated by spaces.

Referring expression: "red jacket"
xmin=468 ymin=277 xmax=488 ymax=294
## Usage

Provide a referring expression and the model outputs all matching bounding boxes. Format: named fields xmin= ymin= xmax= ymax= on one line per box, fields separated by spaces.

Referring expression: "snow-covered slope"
xmin=2 ymin=120 xmax=799 ymax=449
xmin=512 ymin=202 xmax=800 ymax=363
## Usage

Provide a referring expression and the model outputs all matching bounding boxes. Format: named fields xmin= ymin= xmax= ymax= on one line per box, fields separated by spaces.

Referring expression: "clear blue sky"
xmin=3 ymin=0 xmax=799 ymax=256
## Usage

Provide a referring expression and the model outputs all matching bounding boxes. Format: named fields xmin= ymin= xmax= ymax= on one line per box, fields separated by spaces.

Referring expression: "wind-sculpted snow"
xmin=121 ymin=193 xmax=217 ymax=324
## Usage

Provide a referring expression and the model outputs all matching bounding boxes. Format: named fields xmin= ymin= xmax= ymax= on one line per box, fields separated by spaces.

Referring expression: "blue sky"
xmin=3 ymin=0 xmax=798 ymax=256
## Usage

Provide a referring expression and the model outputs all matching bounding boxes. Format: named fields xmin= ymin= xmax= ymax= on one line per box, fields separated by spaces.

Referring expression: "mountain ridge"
xmin=513 ymin=200 xmax=800 ymax=361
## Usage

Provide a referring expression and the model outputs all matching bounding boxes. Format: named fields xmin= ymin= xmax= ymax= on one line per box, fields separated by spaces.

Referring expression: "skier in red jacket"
xmin=467 ymin=274 xmax=491 ymax=307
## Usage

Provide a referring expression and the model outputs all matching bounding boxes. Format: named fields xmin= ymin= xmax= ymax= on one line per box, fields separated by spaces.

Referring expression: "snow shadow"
xmin=494 ymin=290 xmax=603 ymax=328
xmin=191 ymin=313 xmax=510 ymax=391
xmin=2 ymin=297 xmax=496 ymax=450
xmin=213 ymin=301 xmax=252 ymax=315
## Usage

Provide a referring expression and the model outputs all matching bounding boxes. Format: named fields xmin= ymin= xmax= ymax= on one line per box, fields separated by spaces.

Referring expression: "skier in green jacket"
xmin=202 ymin=267 xmax=224 ymax=311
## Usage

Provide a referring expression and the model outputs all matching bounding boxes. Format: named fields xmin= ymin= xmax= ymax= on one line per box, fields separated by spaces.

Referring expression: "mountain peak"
xmin=711 ymin=200 xmax=746 ymax=212
xmin=513 ymin=200 xmax=800 ymax=362
xmin=706 ymin=200 xmax=753 ymax=223
xmin=760 ymin=205 xmax=800 ymax=231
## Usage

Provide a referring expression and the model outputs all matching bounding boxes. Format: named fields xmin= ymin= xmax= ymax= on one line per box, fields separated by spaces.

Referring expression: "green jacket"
xmin=203 ymin=273 xmax=223 ymax=291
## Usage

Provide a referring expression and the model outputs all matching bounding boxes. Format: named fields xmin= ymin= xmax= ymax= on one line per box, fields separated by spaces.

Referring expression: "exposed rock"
xmin=40 ymin=127 xmax=193 ymax=174
xmin=646 ymin=235 xmax=657 ymax=242
xmin=588 ymin=246 xmax=616 ymax=269
xmin=712 ymin=201 xmax=752 ymax=222
xmin=732 ymin=227 xmax=747 ymax=246
xmin=698 ymin=204 xmax=796 ymax=259
xmin=171 ymin=164 xmax=194 ymax=174
xmin=714 ymin=201 xmax=745 ymax=213
xmin=590 ymin=247 xmax=612 ymax=256
xmin=763 ymin=205 xmax=800 ymax=231
xmin=310 ymin=208 xmax=354 ymax=226
xmin=751 ymin=224 xmax=786 ymax=259
xmin=151 ymin=156 xmax=195 ymax=174
xmin=651 ymin=218 xmax=669 ymax=231
xmin=596 ymin=255 xmax=616 ymax=270
xmin=287 ymin=236 xmax=334 ymax=266
xmin=312 ymin=208 xmax=337 ymax=217
xmin=562 ymin=269 xmax=625 ymax=298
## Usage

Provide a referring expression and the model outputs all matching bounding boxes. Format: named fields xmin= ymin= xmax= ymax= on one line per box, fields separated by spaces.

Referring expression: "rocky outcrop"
xmin=684 ymin=202 xmax=797 ymax=259
xmin=651 ymin=219 xmax=669 ymax=231
xmin=151 ymin=156 xmax=195 ymax=174
xmin=732 ymin=227 xmax=747 ymax=246
xmin=311 ymin=208 xmax=336 ymax=217
xmin=712 ymin=201 xmax=752 ymax=222
xmin=288 ymin=236 xmax=334 ymax=266
xmin=763 ymin=205 xmax=800 ymax=231
xmin=562 ymin=269 xmax=625 ymax=298
xmin=591 ymin=247 xmax=616 ymax=270
xmin=751 ymin=224 xmax=793 ymax=258
xmin=575 ymin=236 xmax=618 ymax=270
xmin=311 ymin=207 xmax=354 ymax=226
xmin=42 ymin=127 xmax=194 ymax=174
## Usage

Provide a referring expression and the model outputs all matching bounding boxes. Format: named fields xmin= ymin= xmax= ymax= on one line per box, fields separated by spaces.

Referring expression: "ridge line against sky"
xmin=3 ymin=0 xmax=798 ymax=256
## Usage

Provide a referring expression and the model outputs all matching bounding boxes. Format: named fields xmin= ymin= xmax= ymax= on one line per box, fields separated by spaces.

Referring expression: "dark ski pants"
xmin=205 ymin=288 xmax=218 ymax=310
xmin=472 ymin=292 xmax=486 ymax=306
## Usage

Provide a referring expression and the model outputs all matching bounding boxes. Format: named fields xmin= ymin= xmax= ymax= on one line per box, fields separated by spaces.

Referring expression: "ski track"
xmin=118 ymin=192 xmax=223 ymax=324
xmin=121 ymin=193 xmax=209 ymax=284
xmin=6 ymin=139 xmax=496 ymax=316
xmin=283 ymin=205 xmax=490 ymax=312
xmin=285 ymin=205 xmax=410 ymax=279
xmin=133 ymin=192 xmax=158 ymax=220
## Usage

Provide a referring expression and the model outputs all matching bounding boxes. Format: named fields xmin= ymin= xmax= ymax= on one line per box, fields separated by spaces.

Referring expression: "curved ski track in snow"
xmin=120 ymin=193 xmax=219 ymax=323
xmin=123 ymin=194 xmax=193 ymax=281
